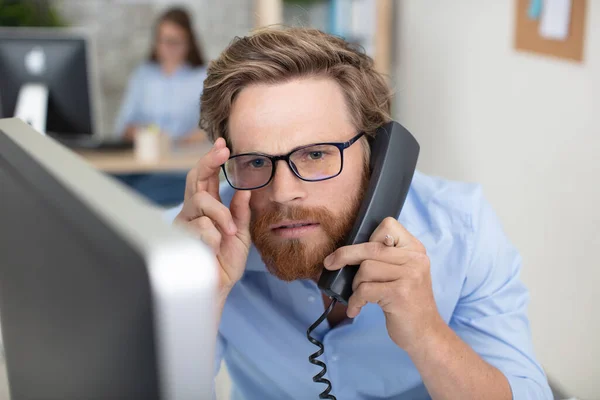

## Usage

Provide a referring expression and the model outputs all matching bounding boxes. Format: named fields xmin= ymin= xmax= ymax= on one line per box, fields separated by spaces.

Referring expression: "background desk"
xmin=74 ymin=142 xmax=211 ymax=174
xmin=74 ymin=143 xmax=211 ymax=207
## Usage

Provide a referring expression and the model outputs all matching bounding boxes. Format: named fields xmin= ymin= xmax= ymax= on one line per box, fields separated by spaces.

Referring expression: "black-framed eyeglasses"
xmin=221 ymin=132 xmax=365 ymax=190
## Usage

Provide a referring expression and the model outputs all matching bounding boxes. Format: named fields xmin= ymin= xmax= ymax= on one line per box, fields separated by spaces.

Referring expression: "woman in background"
xmin=115 ymin=6 xmax=207 ymax=144
xmin=113 ymin=6 xmax=207 ymax=206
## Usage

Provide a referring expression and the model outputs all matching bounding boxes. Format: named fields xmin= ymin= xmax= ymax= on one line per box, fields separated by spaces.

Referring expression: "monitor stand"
xmin=14 ymin=83 xmax=48 ymax=135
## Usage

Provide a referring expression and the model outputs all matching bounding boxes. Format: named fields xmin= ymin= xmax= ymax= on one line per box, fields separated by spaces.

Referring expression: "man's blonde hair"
xmin=200 ymin=26 xmax=392 ymax=143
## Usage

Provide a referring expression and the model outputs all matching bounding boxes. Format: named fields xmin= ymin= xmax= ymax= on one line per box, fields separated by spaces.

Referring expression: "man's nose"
xmin=268 ymin=160 xmax=306 ymax=204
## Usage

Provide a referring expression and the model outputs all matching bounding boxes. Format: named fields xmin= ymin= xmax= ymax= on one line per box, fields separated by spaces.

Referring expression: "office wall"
xmin=394 ymin=1 xmax=599 ymax=398
xmin=52 ymin=0 xmax=254 ymax=135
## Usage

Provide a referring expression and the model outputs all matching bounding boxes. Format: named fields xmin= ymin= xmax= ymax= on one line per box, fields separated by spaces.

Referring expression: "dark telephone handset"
xmin=318 ymin=120 xmax=420 ymax=303
xmin=308 ymin=121 xmax=420 ymax=399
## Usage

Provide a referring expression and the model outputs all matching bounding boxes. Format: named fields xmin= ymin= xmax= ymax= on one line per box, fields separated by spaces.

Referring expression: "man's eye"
xmin=248 ymin=158 xmax=266 ymax=168
xmin=308 ymin=151 xmax=324 ymax=160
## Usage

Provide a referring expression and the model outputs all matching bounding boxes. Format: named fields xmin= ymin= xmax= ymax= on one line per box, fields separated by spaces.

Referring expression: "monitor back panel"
xmin=0 ymin=129 xmax=160 ymax=399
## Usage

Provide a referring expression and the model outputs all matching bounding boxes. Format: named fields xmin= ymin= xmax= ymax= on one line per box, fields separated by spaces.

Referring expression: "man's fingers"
xmin=352 ymin=260 xmax=404 ymax=292
xmin=184 ymin=168 xmax=198 ymax=201
xmin=369 ymin=217 xmax=424 ymax=252
xmin=347 ymin=282 xmax=393 ymax=318
xmin=207 ymin=174 xmax=222 ymax=203
xmin=323 ymin=242 xmax=415 ymax=270
xmin=181 ymin=191 xmax=237 ymax=235
xmin=230 ymin=190 xmax=252 ymax=234
xmin=185 ymin=138 xmax=229 ymax=199
xmin=206 ymin=139 xmax=227 ymax=200
xmin=189 ymin=216 xmax=222 ymax=254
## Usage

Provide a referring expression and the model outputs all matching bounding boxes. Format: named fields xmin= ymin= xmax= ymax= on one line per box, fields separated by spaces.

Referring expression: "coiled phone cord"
xmin=306 ymin=297 xmax=338 ymax=400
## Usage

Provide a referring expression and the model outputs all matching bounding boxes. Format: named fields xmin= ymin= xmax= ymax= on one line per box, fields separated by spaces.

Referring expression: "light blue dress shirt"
xmin=114 ymin=62 xmax=207 ymax=138
xmin=165 ymin=170 xmax=552 ymax=399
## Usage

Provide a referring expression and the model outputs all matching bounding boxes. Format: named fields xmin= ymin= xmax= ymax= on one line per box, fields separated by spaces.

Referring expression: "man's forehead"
xmin=227 ymin=78 xmax=355 ymax=155
xmin=228 ymin=127 xmax=352 ymax=155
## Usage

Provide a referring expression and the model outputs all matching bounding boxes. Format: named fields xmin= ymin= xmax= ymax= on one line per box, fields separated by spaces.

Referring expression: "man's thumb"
xmin=230 ymin=190 xmax=252 ymax=232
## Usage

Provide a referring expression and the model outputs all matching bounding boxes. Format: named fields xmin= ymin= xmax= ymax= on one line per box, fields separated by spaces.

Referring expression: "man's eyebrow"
xmin=228 ymin=143 xmax=267 ymax=156
xmin=230 ymin=132 xmax=351 ymax=156
xmin=232 ymin=145 xmax=302 ymax=158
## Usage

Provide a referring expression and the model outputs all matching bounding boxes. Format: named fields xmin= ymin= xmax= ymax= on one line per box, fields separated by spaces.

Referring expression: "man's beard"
xmin=250 ymin=173 xmax=369 ymax=282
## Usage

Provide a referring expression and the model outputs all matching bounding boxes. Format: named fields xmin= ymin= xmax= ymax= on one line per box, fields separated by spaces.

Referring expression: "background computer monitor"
xmin=0 ymin=118 xmax=216 ymax=399
xmin=0 ymin=28 xmax=98 ymax=138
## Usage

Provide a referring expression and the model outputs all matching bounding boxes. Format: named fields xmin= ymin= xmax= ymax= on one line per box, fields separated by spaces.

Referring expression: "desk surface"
xmin=74 ymin=143 xmax=211 ymax=174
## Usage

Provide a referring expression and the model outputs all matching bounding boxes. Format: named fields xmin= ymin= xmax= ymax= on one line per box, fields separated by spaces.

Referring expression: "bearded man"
xmin=168 ymin=27 xmax=551 ymax=400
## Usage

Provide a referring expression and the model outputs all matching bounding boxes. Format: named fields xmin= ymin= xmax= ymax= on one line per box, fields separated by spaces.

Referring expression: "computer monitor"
xmin=0 ymin=28 xmax=100 ymax=138
xmin=0 ymin=118 xmax=216 ymax=399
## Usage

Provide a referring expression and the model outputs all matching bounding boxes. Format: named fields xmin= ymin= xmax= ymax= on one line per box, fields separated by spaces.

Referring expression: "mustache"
xmin=251 ymin=204 xmax=333 ymax=227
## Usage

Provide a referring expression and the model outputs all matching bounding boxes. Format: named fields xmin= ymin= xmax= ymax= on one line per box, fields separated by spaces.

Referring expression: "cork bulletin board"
xmin=514 ymin=0 xmax=587 ymax=62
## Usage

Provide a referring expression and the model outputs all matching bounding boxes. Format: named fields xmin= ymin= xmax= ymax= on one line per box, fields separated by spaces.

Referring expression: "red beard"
xmin=250 ymin=176 xmax=368 ymax=281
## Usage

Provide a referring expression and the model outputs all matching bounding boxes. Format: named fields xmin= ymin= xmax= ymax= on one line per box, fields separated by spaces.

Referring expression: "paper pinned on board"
xmin=539 ymin=0 xmax=573 ymax=41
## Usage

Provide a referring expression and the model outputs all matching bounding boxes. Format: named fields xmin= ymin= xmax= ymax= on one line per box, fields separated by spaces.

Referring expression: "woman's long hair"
xmin=148 ymin=6 xmax=206 ymax=67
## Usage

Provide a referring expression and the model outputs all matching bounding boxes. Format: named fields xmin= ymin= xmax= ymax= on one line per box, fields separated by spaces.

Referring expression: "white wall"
xmin=395 ymin=1 xmax=600 ymax=398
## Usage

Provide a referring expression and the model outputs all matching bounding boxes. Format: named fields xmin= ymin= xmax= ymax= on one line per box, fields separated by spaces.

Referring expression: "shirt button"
xmin=308 ymin=296 xmax=316 ymax=303
xmin=331 ymin=354 xmax=339 ymax=362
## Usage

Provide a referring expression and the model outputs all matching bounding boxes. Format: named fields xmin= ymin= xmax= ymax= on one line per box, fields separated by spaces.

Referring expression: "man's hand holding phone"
xmin=323 ymin=217 xmax=446 ymax=354
xmin=174 ymin=138 xmax=252 ymax=309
